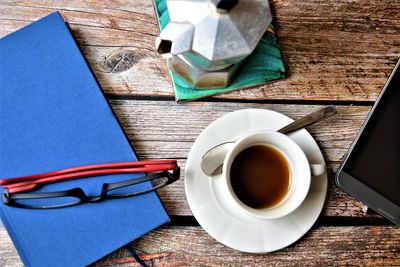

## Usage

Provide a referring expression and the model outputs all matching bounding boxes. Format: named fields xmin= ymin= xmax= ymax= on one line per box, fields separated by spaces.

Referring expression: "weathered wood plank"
xmin=110 ymin=100 xmax=368 ymax=162
xmin=102 ymin=100 xmax=373 ymax=217
xmin=110 ymin=100 xmax=365 ymax=166
xmin=0 ymin=1 xmax=399 ymax=101
xmin=105 ymin=226 xmax=400 ymax=266
xmin=0 ymin=226 xmax=22 ymax=267
xmin=2 ymin=225 xmax=399 ymax=266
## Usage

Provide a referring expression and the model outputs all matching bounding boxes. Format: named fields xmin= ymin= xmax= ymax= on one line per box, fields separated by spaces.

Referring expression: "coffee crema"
xmin=230 ymin=144 xmax=291 ymax=209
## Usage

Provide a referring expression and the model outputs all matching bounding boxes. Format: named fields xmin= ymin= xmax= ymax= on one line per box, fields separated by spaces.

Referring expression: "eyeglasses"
xmin=0 ymin=160 xmax=180 ymax=209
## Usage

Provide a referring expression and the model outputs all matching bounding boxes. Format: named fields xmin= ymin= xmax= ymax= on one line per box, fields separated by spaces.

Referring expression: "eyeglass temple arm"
xmin=103 ymin=167 xmax=181 ymax=195
xmin=0 ymin=160 xmax=177 ymax=186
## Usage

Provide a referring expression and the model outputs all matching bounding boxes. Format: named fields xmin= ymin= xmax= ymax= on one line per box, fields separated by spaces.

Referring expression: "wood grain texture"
xmin=0 ymin=0 xmax=399 ymax=101
xmin=101 ymin=226 xmax=400 ymax=266
xmin=2 ymin=225 xmax=399 ymax=267
xmin=0 ymin=226 xmax=22 ymax=267
xmin=1 ymin=1 xmax=399 ymax=266
xmin=102 ymin=100 xmax=373 ymax=217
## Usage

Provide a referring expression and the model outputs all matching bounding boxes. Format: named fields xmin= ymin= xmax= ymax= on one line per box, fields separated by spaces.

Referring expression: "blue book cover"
xmin=0 ymin=12 xmax=170 ymax=266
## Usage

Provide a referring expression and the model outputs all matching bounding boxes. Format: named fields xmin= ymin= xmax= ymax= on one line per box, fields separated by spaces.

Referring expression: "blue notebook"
xmin=0 ymin=12 xmax=169 ymax=266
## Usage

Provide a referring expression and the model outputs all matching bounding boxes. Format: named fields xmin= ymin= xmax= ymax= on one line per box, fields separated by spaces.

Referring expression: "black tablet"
xmin=336 ymin=60 xmax=400 ymax=225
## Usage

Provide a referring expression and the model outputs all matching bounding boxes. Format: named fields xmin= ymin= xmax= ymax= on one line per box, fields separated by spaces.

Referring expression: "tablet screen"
xmin=343 ymin=67 xmax=400 ymax=206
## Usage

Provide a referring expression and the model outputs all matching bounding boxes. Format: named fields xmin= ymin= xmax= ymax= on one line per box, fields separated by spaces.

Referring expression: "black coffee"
xmin=230 ymin=145 xmax=291 ymax=209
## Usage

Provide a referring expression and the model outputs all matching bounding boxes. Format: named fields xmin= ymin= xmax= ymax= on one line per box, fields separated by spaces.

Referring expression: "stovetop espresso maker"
xmin=156 ymin=0 xmax=272 ymax=89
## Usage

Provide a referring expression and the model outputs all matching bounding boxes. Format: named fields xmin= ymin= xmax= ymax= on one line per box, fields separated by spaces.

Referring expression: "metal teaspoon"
xmin=200 ymin=106 xmax=337 ymax=176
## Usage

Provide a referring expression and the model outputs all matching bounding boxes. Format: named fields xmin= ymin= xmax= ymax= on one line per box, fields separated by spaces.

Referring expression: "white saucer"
xmin=185 ymin=109 xmax=327 ymax=253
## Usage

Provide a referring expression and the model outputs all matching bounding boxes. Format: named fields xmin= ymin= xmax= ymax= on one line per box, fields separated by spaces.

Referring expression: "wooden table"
xmin=1 ymin=1 xmax=400 ymax=266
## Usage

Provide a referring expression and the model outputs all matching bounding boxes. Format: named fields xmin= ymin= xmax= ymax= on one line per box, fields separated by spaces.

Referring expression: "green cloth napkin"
xmin=154 ymin=0 xmax=286 ymax=101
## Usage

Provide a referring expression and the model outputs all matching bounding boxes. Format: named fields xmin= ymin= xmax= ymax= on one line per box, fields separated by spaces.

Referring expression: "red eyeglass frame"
xmin=0 ymin=160 xmax=178 ymax=194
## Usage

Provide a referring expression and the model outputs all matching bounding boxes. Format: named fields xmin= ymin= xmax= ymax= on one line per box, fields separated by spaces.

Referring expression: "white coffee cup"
xmin=210 ymin=130 xmax=325 ymax=220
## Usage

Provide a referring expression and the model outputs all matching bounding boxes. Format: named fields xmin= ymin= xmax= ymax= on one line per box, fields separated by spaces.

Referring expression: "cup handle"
xmin=310 ymin=164 xmax=326 ymax=176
